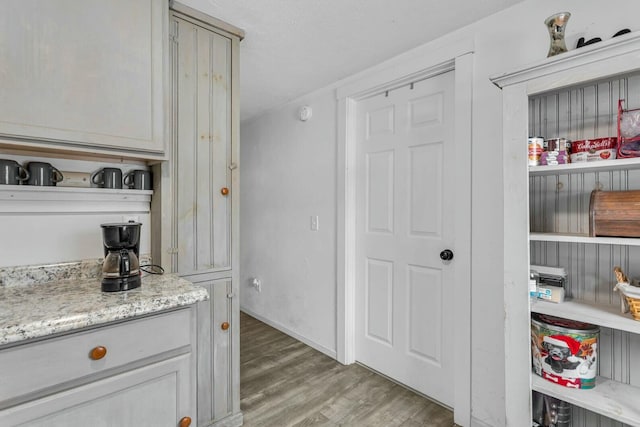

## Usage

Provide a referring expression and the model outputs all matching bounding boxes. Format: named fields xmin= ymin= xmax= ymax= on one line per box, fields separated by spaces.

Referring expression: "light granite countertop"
xmin=0 ymin=260 xmax=208 ymax=347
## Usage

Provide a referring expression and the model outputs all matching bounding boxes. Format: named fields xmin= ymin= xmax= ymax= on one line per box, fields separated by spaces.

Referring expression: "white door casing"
xmin=336 ymin=41 xmax=473 ymax=425
xmin=355 ymin=71 xmax=455 ymax=407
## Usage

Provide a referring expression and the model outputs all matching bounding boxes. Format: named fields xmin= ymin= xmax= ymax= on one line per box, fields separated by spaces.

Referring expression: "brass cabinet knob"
xmin=178 ymin=416 xmax=192 ymax=427
xmin=221 ymin=322 xmax=230 ymax=331
xmin=89 ymin=346 xmax=107 ymax=360
xmin=221 ymin=187 xmax=229 ymax=196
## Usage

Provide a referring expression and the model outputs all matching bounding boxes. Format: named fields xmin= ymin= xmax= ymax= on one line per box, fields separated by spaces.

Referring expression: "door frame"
xmin=335 ymin=38 xmax=474 ymax=426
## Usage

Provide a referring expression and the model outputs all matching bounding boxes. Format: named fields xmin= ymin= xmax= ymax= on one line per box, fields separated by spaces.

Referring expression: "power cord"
xmin=140 ymin=264 xmax=165 ymax=275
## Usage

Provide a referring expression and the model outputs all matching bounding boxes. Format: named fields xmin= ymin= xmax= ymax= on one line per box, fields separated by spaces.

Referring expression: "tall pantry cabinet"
xmin=152 ymin=3 xmax=243 ymax=426
xmin=493 ymin=34 xmax=640 ymax=426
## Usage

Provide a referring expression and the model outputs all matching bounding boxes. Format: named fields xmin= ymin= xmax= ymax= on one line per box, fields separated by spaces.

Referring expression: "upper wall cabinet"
xmin=0 ymin=0 xmax=167 ymax=160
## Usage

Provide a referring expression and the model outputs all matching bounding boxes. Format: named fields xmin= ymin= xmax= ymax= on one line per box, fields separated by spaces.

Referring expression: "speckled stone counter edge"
xmin=0 ymin=258 xmax=208 ymax=346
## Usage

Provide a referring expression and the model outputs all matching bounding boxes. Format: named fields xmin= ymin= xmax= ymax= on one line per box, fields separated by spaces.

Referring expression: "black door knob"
xmin=440 ymin=249 xmax=454 ymax=261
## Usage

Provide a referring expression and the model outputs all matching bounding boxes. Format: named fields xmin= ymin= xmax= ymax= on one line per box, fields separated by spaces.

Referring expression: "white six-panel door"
xmin=355 ymin=71 xmax=455 ymax=407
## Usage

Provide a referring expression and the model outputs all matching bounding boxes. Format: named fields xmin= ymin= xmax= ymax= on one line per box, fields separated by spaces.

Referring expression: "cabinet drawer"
xmin=0 ymin=354 xmax=192 ymax=427
xmin=0 ymin=309 xmax=191 ymax=406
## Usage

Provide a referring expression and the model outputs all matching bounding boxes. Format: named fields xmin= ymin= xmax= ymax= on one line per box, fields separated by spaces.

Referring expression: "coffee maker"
xmin=100 ymin=222 xmax=142 ymax=292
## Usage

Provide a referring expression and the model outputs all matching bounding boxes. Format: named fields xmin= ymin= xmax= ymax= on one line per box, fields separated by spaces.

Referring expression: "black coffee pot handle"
xmin=119 ymin=249 xmax=131 ymax=275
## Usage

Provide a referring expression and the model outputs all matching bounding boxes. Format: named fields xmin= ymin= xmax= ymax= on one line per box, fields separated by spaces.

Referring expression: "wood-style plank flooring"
xmin=240 ymin=312 xmax=454 ymax=427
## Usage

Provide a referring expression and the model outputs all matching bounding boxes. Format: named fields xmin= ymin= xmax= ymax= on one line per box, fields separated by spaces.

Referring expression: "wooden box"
xmin=589 ymin=190 xmax=640 ymax=237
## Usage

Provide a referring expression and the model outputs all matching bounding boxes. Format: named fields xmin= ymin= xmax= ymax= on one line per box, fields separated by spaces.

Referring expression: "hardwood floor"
xmin=240 ymin=312 xmax=454 ymax=427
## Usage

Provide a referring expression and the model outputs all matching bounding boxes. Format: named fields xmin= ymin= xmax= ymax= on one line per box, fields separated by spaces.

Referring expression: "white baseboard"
xmin=208 ymin=412 xmax=243 ymax=427
xmin=470 ymin=417 xmax=496 ymax=427
xmin=240 ymin=307 xmax=337 ymax=360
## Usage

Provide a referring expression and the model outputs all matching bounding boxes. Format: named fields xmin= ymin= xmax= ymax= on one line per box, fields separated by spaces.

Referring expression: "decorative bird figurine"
xmin=614 ymin=266 xmax=630 ymax=313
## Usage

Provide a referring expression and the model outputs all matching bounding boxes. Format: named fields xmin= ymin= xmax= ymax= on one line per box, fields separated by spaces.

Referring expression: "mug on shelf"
xmin=124 ymin=169 xmax=152 ymax=190
xmin=27 ymin=162 xmax=63 ymax=186
xmin=91 ymin=168 xmax=123 ymax=189
xmin=0 ymin=159 xmax=30 ymax=185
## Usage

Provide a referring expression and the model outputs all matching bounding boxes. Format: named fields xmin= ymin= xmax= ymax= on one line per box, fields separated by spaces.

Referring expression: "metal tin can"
xmin=570 ymin=137 xmax=617 ymax=162
xmin=531 ymin=313 xmax=599 ymax=389
xmin=528 ymin=137 xmax=544 ymax=166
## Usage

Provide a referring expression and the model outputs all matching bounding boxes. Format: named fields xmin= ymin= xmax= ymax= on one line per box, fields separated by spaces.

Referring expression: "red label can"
xmin=528 ymin=137 xmax=544 ymax=166
xmin=570 ymin=137 xmax=617 ymax=162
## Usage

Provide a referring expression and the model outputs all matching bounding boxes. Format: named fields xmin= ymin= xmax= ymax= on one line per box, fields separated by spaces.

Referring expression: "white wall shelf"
xmin=530 ymin=233 xmax=640 ymax=246
xmin=0 ymin=185 xmax=152 ymax=213
xmin=529 ymin=158 xmax=640 ymax=176
xmin=531 ymin=299 xmax=640 ymax=335
xmin=532 ymin=374 xmax=640 ymax=426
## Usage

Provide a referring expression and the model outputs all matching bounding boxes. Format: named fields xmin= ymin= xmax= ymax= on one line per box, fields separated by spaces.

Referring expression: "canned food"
xmin=570 ymin=137 xmax=617 ymax=162
xmin=528 ymin=137 xmax=544 ymax=166
xmin=540 ymin=151 xmax=569 ymax=165
xmin=546 ymin=138 xmax=570 ymax=153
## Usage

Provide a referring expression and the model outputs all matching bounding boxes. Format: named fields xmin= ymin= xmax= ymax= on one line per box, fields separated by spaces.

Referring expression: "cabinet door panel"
xmin=0 ymin=0 xmax=165 ymax=155
xmin=211 ymin=280 xmax=233 ymax=420
xmin=0 ymin=355 xmax=192 ymax=427
xmin=173 ymin=16 xmax=231 ymax=274
xmin=196 ymin=279 xmax=234 ymax=423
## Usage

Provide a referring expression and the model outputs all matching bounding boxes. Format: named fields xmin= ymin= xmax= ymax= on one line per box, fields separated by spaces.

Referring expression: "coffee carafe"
xmin=100 ymin=222 xmax=142 ymax=292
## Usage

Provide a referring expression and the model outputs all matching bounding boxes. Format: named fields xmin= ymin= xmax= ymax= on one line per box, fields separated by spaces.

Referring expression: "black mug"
xmin=27 ymin=162 xmax=63 ymax=186
xmin=124 ymin=169 xmax=152 ymax=190
xmin=92 ymin=168 xmax=123 ymax=189
xmin=0 ymin=159 xmax=30 ymax=185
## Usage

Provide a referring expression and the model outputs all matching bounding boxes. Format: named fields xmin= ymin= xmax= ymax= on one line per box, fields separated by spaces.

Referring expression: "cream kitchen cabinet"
xmin=155 ymin=4 xmax=240 ymax=276
xmin=0 ymin=0 xmax=167 ymax=160
xmin=493 ymin=34 xmax=640 ymax=426
xmin=0 ymin=308 xmax=197 ymax=427
xmin=195 ymin=279 xmax=241 ymax=426
xmin=152 ymin=3 xmax=242 ymax=426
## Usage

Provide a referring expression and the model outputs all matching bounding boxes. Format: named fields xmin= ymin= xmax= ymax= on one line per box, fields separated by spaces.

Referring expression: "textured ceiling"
xmin=181 ymin=0 xmax=526 ymax=122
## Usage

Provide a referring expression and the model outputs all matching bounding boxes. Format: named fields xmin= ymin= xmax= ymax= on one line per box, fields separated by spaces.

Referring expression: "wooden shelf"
xmin=529 ymin=157 xmax=640 ymax=176
xmin=531 ymin=299 xmax=640 ymax=335
xmin=530 ymin=232 xmax=640 ymax=246
xmin=0 ymin=185 xmax=153 ymax=213
xmin=0 ymin=184 xmax=152 ymax=195
xmin=532 ymin=374 xmax=640 ymax=426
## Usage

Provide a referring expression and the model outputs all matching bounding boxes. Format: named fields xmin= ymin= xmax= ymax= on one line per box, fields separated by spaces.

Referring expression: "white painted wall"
xmin=240 ymin=91 xmax=337 ymax=356
xmin=239 ymin=1 xmax=640 ymax=426
xmin=0 ymin=151 xmax=152 ymax=268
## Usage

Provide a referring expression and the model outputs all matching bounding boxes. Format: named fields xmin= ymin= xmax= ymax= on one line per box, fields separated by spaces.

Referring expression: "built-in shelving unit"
xmin=492 ymin=32 xmax=640 ymax=427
